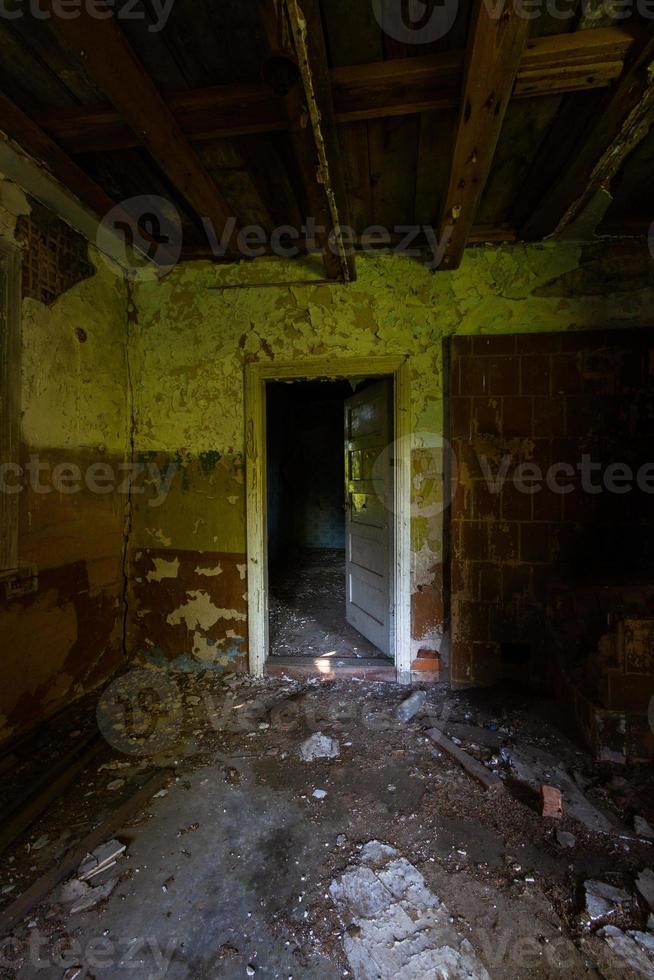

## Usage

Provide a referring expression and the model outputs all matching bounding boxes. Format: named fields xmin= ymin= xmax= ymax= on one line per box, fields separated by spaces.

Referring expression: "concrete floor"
xmin=2 ymin=675 xmax=654 ymax=979
xmin=268 ymin=549 xmax=387 ymax=660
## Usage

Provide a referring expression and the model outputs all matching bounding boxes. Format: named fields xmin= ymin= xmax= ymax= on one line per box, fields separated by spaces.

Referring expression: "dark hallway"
xmin=266 ymin=379 xmax=389 ymax=661
xmin=268 ymin=548 xmax=383 ymax=659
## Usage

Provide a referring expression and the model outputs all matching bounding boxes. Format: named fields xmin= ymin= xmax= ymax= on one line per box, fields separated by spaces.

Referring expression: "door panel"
xmin=344 ymin=379 xmax=393 ymax=656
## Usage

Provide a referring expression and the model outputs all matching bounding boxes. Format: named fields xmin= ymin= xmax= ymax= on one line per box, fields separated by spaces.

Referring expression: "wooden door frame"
xmin=245 ymin=355 xmax=412 ymax=682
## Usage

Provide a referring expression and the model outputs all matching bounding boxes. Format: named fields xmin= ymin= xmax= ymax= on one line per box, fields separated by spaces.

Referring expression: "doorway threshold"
xmin=265 ymin=656 xmax=397 ymax=681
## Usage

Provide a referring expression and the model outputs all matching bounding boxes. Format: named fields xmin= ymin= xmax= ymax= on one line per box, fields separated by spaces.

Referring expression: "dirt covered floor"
xmin=268 ymin=549 xmax=388 ymax=660
xmin=0 ymin=671 xmax=653 ymax=978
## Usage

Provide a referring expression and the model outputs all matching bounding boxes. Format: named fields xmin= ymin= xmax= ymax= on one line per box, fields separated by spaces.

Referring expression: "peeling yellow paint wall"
xmin=0 ymin=178 xmax=130 ymax=743
xmin=129 ymin=246 xmax=654 ymax=673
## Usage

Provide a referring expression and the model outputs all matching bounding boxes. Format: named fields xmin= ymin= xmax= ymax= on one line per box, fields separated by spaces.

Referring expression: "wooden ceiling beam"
xmin=40 ymin=2 xmax=239 ymax=258
xmin=0 ymin=89 xmax=176 ymax=267
xmin=435 ymin=1 xmax=530 ymax=271
xmin=33 ymin=27 xmax=638 ymax=155
xmin=522 ymin=32 xmax=654 ymax=239
xmin=256 ymin=0 xmax=353 ymax=280
xmin=284 ymin=0 xmax=356 ymax=281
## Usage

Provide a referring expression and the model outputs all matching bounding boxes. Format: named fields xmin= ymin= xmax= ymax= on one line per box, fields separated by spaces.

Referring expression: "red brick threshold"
xmin=265 ymin=656 xmax=440 ymax=683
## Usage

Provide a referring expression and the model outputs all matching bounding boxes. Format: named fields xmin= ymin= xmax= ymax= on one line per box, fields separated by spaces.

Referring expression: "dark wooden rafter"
xmin=32 ymin=27 xmax=638 ymax=155
xmin=284 ymin=0 xmax=356 ymax=281
xmin=0 ymin=89 xmax=176 ymax=266
xmin=522 ymin=32 xmax=654 ymax=239
xmin=435 ymin=0 xmax=531 ymax=271
xmin=257 ymin=0 xmax=354 ymax=280
xmin=40 ymin=1 xmax=240 ymax=258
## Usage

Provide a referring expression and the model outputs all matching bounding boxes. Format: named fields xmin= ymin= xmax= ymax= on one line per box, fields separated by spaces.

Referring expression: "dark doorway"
xmin=266 ymin=379 xmax=390 ymax=660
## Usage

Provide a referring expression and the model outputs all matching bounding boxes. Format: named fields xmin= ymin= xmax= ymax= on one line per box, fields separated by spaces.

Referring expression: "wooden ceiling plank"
xmin=522 ymin=32 xmax=654 ymax=240
xmin=435 ymin=0 xmax=531 ymax=271
xmin=0 ymin=89 xmax=176 ymax=265
xmin=41 ymin=2 xmax=239 ymax=257
xmin=32 ymin=27 xmax=638 ymax=154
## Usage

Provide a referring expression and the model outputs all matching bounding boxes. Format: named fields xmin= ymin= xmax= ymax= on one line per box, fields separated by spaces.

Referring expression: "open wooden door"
xmin=344 ymin=379 xmax=393 ymax=656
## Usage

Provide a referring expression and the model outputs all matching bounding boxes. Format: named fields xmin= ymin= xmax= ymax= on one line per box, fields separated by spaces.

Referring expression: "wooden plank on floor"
xmin=427 ymin=728 xmax=504 ymax=793
xmin=0 ymin=734 xmax=105 ymax=857
xmin=0 ymin=770 xmax=171 ymax=935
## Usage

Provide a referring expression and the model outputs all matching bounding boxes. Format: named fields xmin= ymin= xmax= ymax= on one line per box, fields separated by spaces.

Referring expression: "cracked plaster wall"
xmin=128 ymin=246 xmax=654 ymax=676
xmin=0 ymin=177 xmax=130 ymax=743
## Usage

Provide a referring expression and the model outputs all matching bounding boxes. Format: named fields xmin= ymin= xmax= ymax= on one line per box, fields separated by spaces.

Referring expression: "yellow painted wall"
xmin=0 ymin=179 xmax=130 ymax=743
xmin=129 ymin=245 xmax=654 ymax=673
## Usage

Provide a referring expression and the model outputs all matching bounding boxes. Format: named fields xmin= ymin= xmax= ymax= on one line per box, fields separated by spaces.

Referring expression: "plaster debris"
xmin=78 ymin=840 xmax=126 ymax=882
xmin=584 ymin=880 xmax=631 ymax=923
xmin=312 ymin=789 xmax=327 ymax=800
xmin=636 ymin=869 xmax=654 ymax=912
xmin=330 ymin=840 xmax=490 ymax=979
xmin=299 ymin=732 xmax=340 ymax=761
xmin=59 ymin=874 xmax=119 ymax=915
xmin=601 ymin=925 xmax=654 ymax=977
xmin=556 ymin=830 xmax=576 ymax=849
xmin=635 ymin=816 xmax=654 ymax=839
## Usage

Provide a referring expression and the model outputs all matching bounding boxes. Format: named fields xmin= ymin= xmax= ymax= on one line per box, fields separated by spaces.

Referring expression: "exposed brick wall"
xmin=449 ymin=329 xmax=654 ymax=689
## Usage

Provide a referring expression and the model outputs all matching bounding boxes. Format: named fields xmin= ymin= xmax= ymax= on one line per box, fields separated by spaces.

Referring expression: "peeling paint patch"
xmin=195 ymin=564 xmax=223 ymax=578
xmin=167 ymin=591 xmax=223 ymax=631
xmin=145 ymin=528 xmax=173 ymax=547
xmin=146 ymin=557 xmax=180 ymax=582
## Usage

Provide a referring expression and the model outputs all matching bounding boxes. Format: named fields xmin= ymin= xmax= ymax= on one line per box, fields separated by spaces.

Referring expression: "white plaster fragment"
xmin=237 ymin=564 xmax=247 ymax=580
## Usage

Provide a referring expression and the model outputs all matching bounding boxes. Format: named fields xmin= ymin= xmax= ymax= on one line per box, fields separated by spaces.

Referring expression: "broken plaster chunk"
xmin=299 ymin=732 xmax=340 ymax=762
xmin=312 ymin=789 xmax=328 ymax=800
xmin=602 ymin=926 xmax=654 ymax=977
xmin=635 ymin=816 xmax=654 ymax=840
xmin=359 ymin=840 xmax=398 ymax=868
xmin=584 ymin=880 xmax=631 ymax=923
xmin=636 ymin=868 xmax=654 ymax=913
xmin=330 ymin=843 xmax=490 ymax=979
xmin=556 ymin=830 xmax=577 ymax=849
xmin=541 ymin=784 xmax=563 ymax=819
